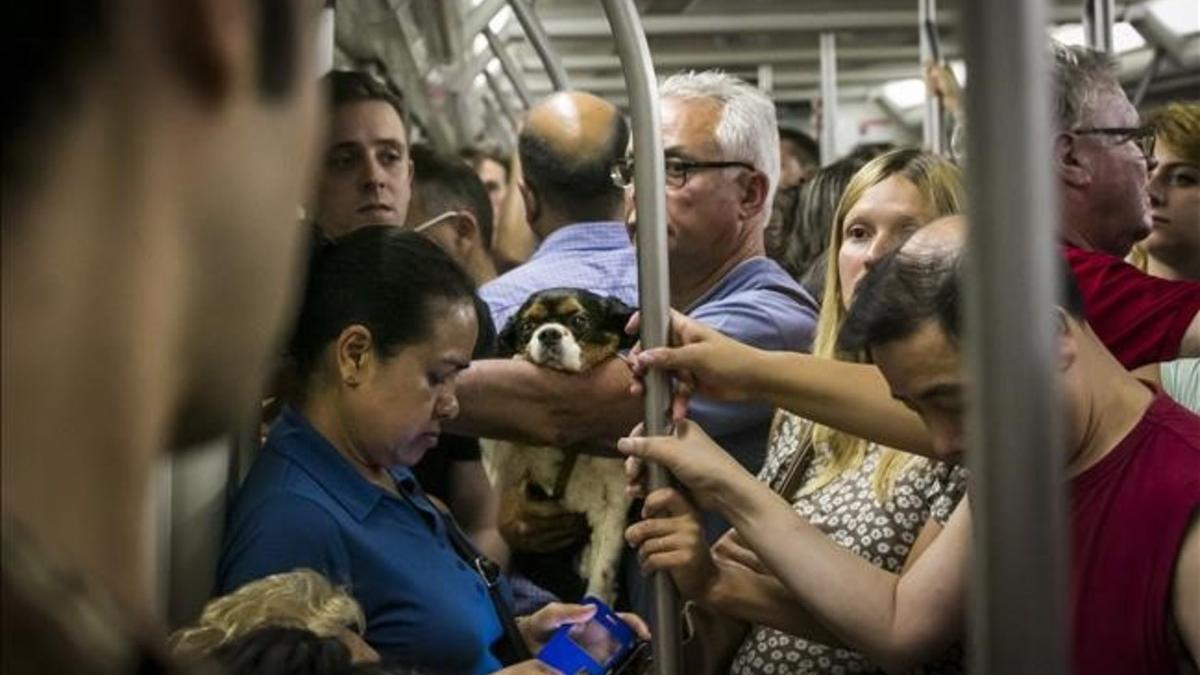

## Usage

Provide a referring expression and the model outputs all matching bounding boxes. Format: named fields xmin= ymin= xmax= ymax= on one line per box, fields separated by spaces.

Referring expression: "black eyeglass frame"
xmin=1070 ymin=125 xmax=1156 ymax=160
xmin=610 ymin=157 xmax=758 ymax=189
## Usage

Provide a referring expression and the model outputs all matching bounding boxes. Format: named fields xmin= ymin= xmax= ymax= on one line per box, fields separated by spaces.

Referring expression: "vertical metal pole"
xmin=919 ymin=0 xmax=946 ymax=155
xmin=962 ymin=0 xmax=1067 ymax=672
xmin=484 ymin=27 xmax=534 ymax=108
xmin=509 ymin=0 xmax=572 ymax=91
xmin=757 ymin=63 xmax=774 ymax=93
xmin=600 ymin=2 xmax=679 ymax=673
xmin=819 ymin=33 xmax=839 ymax=165
xmin=1083 ymin=0 xmax=1115 ymax=54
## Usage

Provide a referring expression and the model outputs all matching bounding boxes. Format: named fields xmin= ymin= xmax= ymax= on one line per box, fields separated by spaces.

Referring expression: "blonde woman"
xmin=170 ymin=569 xmax=379 ymax=664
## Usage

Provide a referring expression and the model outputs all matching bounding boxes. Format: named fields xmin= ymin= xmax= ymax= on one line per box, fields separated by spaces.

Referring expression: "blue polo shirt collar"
xmin=528 ymin=221 xmax=630 ymax=258
xmin=269 ymin=406 xmax=416 ymax=522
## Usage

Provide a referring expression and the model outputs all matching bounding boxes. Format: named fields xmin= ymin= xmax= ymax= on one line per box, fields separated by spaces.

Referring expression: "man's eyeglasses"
xmin=1071 ymin=126 xmax=1156 ymax=160
xmin=611 ymin=157 xmax=757 ymax=189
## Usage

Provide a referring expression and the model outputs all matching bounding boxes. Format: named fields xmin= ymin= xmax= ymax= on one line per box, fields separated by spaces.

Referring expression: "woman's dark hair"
xmin=288 ymin=227 xmax=479 ymax=380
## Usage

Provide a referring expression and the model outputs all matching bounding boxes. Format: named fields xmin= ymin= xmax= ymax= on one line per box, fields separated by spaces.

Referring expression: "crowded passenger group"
xmin=2 ymin=3 xmax=1198 ymax=675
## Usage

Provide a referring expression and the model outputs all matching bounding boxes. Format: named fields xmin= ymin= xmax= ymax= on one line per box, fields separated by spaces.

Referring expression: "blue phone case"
xmin=537 ymin=597 xmax=638 ymax=675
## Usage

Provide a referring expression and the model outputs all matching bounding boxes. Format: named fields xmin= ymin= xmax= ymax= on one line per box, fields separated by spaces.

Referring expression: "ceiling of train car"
xmin=332 ymin=0 xmax=1199 ymax=150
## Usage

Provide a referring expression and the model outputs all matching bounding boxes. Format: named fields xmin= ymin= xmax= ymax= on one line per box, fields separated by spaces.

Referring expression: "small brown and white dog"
xmin=482 ymin=288 xmax=637 ymax=604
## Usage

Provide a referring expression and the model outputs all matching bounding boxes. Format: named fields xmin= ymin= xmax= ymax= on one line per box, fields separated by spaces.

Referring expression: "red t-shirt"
xmin=1071 ymin=392 xmax=1200 ymax=675
xmin=1064 ymin=244 xmax=1200 ymax=370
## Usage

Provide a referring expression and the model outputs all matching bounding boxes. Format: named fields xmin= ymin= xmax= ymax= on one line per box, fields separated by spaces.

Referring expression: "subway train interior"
xmin=3 ymin=0 xmax=1199 ymax=674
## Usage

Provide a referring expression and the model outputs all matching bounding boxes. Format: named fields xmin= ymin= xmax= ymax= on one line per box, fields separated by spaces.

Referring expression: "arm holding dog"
xmin=449 ymin=356 xmax=642 ymax=449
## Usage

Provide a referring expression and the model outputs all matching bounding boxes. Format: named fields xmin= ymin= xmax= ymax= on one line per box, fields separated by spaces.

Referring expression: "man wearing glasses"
xmin=1052 ymin=43 xmax=1200 ymax=368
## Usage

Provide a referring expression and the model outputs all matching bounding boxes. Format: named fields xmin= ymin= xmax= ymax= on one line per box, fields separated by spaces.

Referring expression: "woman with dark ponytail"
xmin=218 ymin=227 xmax=644 ymax=674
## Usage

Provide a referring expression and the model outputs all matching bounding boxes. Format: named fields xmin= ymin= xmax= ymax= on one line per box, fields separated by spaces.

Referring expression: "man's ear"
xmin=451 ymin=211 xmax=481 ymax=258
xmin=335 ymin=325 xmax=375 ymax=386
xmin=1054 ymin=308 xmax=1079 ymax=373
xmin=1054 ymin=133 xmax=1091 ymax=189
xmin=163 ymin=0 xmax=253 ymax=104
xmin=738 ymin=170 xmax=771 ymax=223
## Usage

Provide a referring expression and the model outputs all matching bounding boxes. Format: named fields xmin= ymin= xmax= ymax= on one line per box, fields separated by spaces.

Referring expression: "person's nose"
xmin=862 ymin=235 xmax=893 ymax=271
xmin=361 ymin=156 xmax=387 ymax=190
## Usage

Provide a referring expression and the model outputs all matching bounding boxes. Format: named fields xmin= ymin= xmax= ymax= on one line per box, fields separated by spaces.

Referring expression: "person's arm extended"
xmin=448 ymin=357 xmax=642 ymax=448
xmin=621 ymin=423 xmax=966 ymax=673
xmin=705 ymin=517 xmax=948 ymax=649
xmin=717 ymin=476 xmax=969 ymax=673
xmin=1173 ymin=515 xmax=1200 ymax=669
xmin=630 ymin=310 xmax=931 ymax=455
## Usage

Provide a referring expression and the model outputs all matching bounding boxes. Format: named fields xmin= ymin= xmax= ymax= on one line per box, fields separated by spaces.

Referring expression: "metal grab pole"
xmin=600 ymin=1 xmax=680 ymax=673
xmin=819 ymin=33 xmax=839 ymax=165
xmin=919 ymin=0 xmax=945 ymax=155
xmin=484 ymin=27 xmax=533 ymax=109
xmin=962 ymin=0 xmax=1067 ymax=672
xmin=1084 ymin=0 xmax=1115 ymax=54
xmin=509 ymin=0 xmax=572 ymax=91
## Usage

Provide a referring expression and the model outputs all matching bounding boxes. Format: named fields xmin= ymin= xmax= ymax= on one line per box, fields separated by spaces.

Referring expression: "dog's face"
xmin=497 ymin=288 xmax=637 ymax=372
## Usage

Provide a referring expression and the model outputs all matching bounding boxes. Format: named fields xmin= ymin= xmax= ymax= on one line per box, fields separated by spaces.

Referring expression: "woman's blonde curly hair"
xmin=169 ymin=569 xmax=365 ymax=658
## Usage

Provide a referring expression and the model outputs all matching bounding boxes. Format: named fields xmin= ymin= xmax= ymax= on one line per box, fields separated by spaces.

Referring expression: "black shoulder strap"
xmin=435 ymin=501 xmax=534 ymax=665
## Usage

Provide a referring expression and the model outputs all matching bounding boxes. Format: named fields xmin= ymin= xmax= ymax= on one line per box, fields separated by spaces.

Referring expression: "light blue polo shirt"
xmin=217 ymin=406 xmax=511 ymax=674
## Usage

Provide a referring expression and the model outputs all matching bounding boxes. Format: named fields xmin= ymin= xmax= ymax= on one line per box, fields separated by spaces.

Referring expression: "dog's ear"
xmin=496 ymin=312 xmax=524 ymax=358
xmin=601 ymin=296 xmax=638 ymax=350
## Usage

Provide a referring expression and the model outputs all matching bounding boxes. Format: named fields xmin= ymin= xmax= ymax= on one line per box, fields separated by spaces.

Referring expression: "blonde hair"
xmin=800 ymin=149 xmax=966 ymax=501
xmin=169 ymin=569 xmax=365 ymax=658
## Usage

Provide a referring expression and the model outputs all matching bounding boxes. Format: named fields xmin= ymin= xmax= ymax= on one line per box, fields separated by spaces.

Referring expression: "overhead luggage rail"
xmin=600 ymin=1 xmax=680 ymax=672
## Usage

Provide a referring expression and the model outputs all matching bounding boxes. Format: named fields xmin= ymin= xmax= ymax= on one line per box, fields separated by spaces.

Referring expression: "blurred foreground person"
xmin=3 ymin=0 xmax=324 ymax=671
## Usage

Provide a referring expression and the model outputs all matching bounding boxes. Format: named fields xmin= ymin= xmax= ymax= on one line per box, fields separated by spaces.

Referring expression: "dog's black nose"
xmin=538 ymin=327 xmax=562 ymax=344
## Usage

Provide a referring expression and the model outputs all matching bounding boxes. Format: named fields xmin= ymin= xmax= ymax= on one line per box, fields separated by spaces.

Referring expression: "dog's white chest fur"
xmin=481 ymin=439 xmax=630 ymax=604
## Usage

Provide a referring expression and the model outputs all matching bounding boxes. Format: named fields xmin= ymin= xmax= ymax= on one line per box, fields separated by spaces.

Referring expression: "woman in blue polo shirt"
xmin=217 ymin=228 xmax=633 ymax=673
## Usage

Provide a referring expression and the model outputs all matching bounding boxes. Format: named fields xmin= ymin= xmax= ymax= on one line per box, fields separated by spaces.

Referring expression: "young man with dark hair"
xmin=313 ymin=70 xmax=414 ymax=237
xmin=621 ymin=217 xmax=1200 ymax=674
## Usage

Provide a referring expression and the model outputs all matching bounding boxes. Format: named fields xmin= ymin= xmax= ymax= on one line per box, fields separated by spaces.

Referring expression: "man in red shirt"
xmin=623 ymin=217 xmax=1200 ymax=673
xmin=1050 ymin=44 xmax=1200 ymax=367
